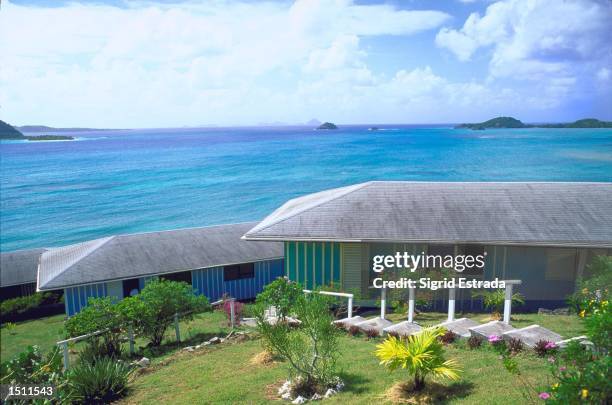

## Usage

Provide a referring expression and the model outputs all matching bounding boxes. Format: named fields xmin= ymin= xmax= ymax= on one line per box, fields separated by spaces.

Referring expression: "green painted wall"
xmin=284 ymin=241 xmax=342 ymax=289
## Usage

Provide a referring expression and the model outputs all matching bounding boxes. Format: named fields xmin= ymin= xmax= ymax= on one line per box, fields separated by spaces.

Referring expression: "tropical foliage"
xmin=119 ymin=279 xmax=210 ymax=346
xmin=375 ymin=327 xmax=461 ymax=391
xmin=256 ymin=290 xmax=340 ymax=395
xmin=255 ymin=277 xmax=302 ymax=321
xmin=68 ymin=356 xmax=134 ymax=403
xmin=472 ymin=289 xmax=524 ymax=315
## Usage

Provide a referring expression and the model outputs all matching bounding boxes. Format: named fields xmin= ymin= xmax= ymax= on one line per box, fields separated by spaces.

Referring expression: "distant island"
xmin=1 ymin=120 xmax=74 ymax=141
xmin=317 ymin=122 xmax=338 ymax=130
xmin=457 ymin=117 xmax=612 ymax=130
xmin=18 ymin=125 xmax=110 ymax=132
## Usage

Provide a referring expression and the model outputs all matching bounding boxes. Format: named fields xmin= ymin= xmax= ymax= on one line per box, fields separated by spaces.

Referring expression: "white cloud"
xmin=435 ymin=0 xmax=612 ymax=116
xmin=0 ymin=0 xmax=452 ymax=126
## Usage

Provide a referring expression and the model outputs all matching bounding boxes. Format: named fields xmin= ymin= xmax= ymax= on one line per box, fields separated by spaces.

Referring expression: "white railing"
xmin=303 ymin=289 xmax=354 ymax=318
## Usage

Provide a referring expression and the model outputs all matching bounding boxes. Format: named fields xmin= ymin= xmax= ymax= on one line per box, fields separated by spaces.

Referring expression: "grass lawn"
xmin=1 ymin=314 xmax=66 ymax=361
xmin=1 ymin=311 xmax=234 ymax=364
xmin=122 ymin=312 xmax=585 ymax=404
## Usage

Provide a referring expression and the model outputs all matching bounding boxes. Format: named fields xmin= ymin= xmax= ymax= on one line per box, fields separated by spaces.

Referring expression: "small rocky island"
xmin=316 ymin=122 xmax=338 ymax=130
xmin=457 ymin=116 xmax=612 ymax=130
xmin=0 ymin=120 xmax=74 ymax=141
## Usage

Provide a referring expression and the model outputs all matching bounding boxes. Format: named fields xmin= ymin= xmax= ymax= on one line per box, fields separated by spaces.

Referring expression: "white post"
xmin=61 ymin=342 xmax=69 ymax=371
xmin=448 ymin=288 xmax=456 ymax=322
xmin=380 ymin=288 xmax=386 ymax=319
xmin=230 ymin=299 xmax=235 ymax=328
xmin=174 ymin=313 xmax=181 ymax=342
xmin=128 ymin=326 xmax=135 ymax=355
xmin=503 ymin=283 xmax=514 ymax=325
xmin=408 ymin=287 xmax=415 ymax=323
xmin=348 ymin=296 xmax=353 ymax=319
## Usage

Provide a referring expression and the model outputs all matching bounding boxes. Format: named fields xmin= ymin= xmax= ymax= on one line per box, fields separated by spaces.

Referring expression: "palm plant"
xmin=375 ymin=327 xmax=460 ymax=391
xmin=472 ymin=290 xmax=524 ymax=318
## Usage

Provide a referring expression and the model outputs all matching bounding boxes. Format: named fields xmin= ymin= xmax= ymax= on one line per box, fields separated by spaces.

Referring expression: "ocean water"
xmin=1 ymin=125 xmax=611 ymax=252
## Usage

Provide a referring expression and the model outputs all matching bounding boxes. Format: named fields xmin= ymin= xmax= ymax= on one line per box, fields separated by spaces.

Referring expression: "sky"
xmin=1 ymin=0 xmax=611 ymax=127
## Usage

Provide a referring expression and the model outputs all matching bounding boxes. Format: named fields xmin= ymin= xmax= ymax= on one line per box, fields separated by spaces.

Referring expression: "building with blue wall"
xmin=36 ymin=222 xmax=284 ymax=316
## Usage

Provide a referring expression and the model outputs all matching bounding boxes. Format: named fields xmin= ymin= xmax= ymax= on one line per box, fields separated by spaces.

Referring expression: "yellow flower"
xmin=579 ymin=310 xmax=586 ymax=318
xmin=582 ymin=288 xmax=588 ymax=294
xmin=552 ymin=383 xmax=559 ymax=390
xmin=581 ymin=389 xmax=588 ymax=399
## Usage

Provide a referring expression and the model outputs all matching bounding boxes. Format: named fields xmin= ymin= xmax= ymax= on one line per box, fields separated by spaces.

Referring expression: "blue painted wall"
xmin=65 ymin=283 xmax=108 ymax=316
xmin=65 ymin=259 xmax=284 ymax=316
xmin=192 ymin=259 xmax=284 ymax=301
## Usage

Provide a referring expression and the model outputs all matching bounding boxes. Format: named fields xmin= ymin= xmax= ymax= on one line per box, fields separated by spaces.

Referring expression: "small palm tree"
xmin=472 ymin=290 xmax=525 ymax=319
xmin=375 ymin=327 xmax=461 ymax=391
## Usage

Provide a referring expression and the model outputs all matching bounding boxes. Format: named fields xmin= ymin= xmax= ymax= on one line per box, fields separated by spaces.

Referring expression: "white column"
xmin=348 ymin=296 xmax=353 ymax=319
xmin=447 ymin=288 xmax=456 ymax=322
xmin=503 ymin=283 xmax=514 ymax=324
xmin=380 ymin=288 xmax=386 ymax=319
xmin=407 ymin=287 xmax=415 ymax=323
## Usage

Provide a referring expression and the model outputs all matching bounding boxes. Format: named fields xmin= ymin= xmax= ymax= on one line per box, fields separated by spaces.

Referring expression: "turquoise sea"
xmin=1 ymin=125 xmax=611 ymax=252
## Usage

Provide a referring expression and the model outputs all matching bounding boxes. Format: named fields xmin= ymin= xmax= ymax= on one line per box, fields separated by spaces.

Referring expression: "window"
xmin=161 ymin=271 xmax=192 ymax=284
xmin=122 ymin=278 xmax=140 ymax=297
xmin=224 ymin=263 xmax=254 ymax=281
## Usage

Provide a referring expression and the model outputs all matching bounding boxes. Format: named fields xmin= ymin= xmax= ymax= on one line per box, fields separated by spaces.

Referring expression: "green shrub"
xmin=255 ymin=277 xmax=303 ymax=321
xmin=256 ymin=292 xmax=340 ymax=395
xmin=119 ymin=280 xmax=210 ymax=347
xmin=68 ymin=357 xmax=134 ymax=403
xmin=65 ymin=297 xmax=125 ymax=360
xmin=1 ymin=292 xmax=63 ymax=319
xmin=0 ymin=345 xmax=73 ymax=401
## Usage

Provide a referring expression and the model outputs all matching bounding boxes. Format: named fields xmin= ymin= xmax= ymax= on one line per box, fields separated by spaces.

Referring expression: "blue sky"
xmin=1 ymin=0 xmax=611 ymax=127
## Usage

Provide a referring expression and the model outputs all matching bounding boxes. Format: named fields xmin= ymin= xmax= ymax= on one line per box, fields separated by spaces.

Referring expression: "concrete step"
xmin=383 ymin=321 xmax=422 ymax=337
xmin=469 ymin=320 xmax=516 ymax=339
xmin=435 ymin=318 xmax=480 ymax=338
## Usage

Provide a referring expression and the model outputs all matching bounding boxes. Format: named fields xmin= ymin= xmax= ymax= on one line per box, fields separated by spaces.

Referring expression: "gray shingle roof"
xmin=244 ymin=181 xmax=612 ymax=247
xmin=38 ymin=222 xmax=283 ymax=290
xmin=0 ymin=248 xmax=46 ymax=287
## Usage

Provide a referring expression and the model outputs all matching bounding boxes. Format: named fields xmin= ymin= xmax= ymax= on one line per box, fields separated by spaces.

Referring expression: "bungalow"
xmin=33 ymin=222 xmax=283 ymax=315
xmin=243 ymin=181 xmax=612 ymax=310
xmin=1 ymin=248 xmax=47 ymax=299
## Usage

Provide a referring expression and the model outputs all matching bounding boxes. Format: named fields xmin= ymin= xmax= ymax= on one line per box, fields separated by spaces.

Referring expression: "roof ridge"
xmin=114 ymin=221 xmax=259 ymax=239
xmin=245 ymin=182 xmax=374 ymax=236
xmin=38 ymin=236 xmax=115 ymax=290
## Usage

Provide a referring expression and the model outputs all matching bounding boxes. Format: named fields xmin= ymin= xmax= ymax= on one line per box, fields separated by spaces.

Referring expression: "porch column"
xmin=380 ymin=287 xmax=386 ymax=318
xmin=407 ymin=287 xmax=415 ymax=323
xmin=503 ymin=280 xmax=522 ymax=325
xmin=447 ymin=287 xmax=456 ymax=322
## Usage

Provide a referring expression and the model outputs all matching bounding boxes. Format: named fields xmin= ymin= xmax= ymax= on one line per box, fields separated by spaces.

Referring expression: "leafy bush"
xmin=1 ymin=292 xmax=63 ymax=320
xmin=541 ymin=341 xmax=611 ymax=404
xmin=375 ymin=327 xmax=461 ymax=391
xmin=68 ymin=357 xmax=134 ymax=403
xmin=467 ymin=335 xmax=483 ymax=349
xmin=65 ymin=297 xmax=125 ymax=360
xmin=567 ymin=255 xmax=611 ymax=314
xmin=364 ymin=328 xmax=379 ymax=340
xmin=256 ymin=292 xmax=340 ymax=395
xmin=347 ymin=325 xmax=361 ymax=336
xmin=507 ymin=337 xmax=523 ymax=354
xmin=0 ymin=345 xmax=72 ymax=401
xmin=120 ymin=279 xmax=210 ymax=347
xmin=472 ymin=290 xmax=524 ymax=316
xmin=533 ymin=340 xmax=558 ymax=357
xmin=255 ymin=277 xmax=303 ymax=321
xmin=438 ymin=329 xmax=456 ymax=344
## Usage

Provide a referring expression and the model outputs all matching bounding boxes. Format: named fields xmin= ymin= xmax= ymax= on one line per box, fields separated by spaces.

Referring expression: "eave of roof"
xmin=243 ymin=181 xmax=612 ymax=248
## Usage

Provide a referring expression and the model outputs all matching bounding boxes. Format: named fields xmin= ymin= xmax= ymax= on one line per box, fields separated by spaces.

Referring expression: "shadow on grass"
xmin=338 ymin=371 xmax=373 ymax=394
xmin=134 ymin=330 xmax=229 ymax=358
xmin=385 ymin=380 xmax=475 ymax=404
